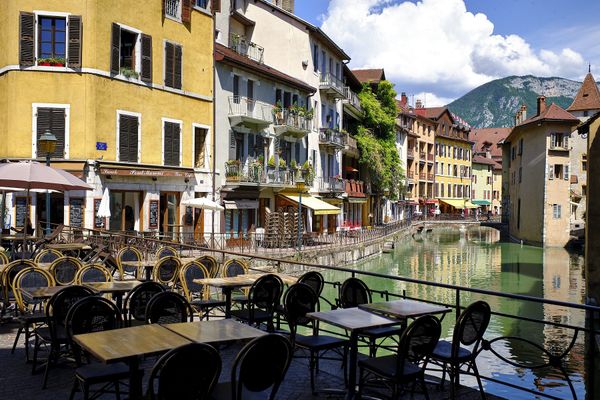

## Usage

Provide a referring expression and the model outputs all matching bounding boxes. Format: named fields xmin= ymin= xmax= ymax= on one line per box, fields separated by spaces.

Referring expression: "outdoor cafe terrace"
xmin=0 ymin=225 xmax=595 ymax=400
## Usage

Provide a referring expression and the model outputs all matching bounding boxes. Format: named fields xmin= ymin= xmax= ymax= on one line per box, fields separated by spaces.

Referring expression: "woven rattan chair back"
xmin=124 ymin=281 xmax=165 ymax=324
xmin=156 ymin=245 xmax=178 ymax=260
xmin=248 ymin=274 xmax=284 ymax=313
xmin=455 ymin=300 xmax=491 ymax=348
xmin=34 ymin=249 xmax=62 ymax=264
xmin=397 ymin=315 xmax=441 ymax=372
xmin=231 ymin=334 xmax=293 ymax=400
xmin=179 ymin=261 xmax=210 ymax=302
xmin=146 ymin=291 xmax=192 ymax=324
xmin=116 ymin=246 xmax=142 ymax=279
xmin=152 ymin=256 xmax=182 ymax=285
xmin=283 ymin=283 xmax=318 ymax=335
xmin=222 ymin=259 xmax=248 ymax=278
xmin=13 ymin=267 xmax=55 ymax=313
xmin=75 ymin=263 xmax=113 ymax=284
xmin=66 ymin=296 xmax=122 ymax=339
xmin=338 ymin=277 xmax=371 ymax=308
xmin=148 ymin=343 xmax=222 ymax=400
xmin=0 ymin=251 xmax=9 ymax=265
xmin=46 ymin=285 xmax=95 ymax=330
xmin=49 ymin=256 xmax=83 ymax=286
xmin=196 ymin=255 xmax=219 ymax=278
xmin=2 ymin=260 xmax=37 ymax=306
xmin=297 ymin=271 xmax=325 ymax=297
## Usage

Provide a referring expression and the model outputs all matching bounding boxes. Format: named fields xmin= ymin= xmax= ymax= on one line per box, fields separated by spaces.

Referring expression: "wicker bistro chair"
xmin=32 ymin=285 xmax=95 ymax=389
xmin=357 ymin=315 xmax=442 ymax=400
xmin=152 ymin=256 xmax=182 ymax=287
xmin=148 ymin=343 xmax=222 ymax=400
xmin=155 ymin=245 xmax=178 ymax=260
xmin=230 ymin=274 xmax=284 ymax=332
xmin=0 ymin=250 xmax=10 ymax=265
xmin=211 ymin=334 xmax=293 ymax=400
xmin=1 ymin=259 xmax=37 ymax=315
xmin=116 ymin=246 xmax=143 ymax=280
xmin=179 ymin=261 xmax=227 ymax=320
xmin=337 ymin=277 xmax=405 ymax=357
xmin=65 ymin=296 xmax=130 ymax=400
xmin=430 ymin=300 xmax=491 ymax=400
xmin=123 ymin=281 xmax=166 ymax=326
xmin=49 ymin=256 xmax=84 ymax=286
xmin=283 ymin=283 xmax=349 ymax=395
xmin=221 ymin=258 xmax=249 ymax=307
xmin=298 ymin=270 xmax=336 ymax=309
xmin=34 ymin=248 xmax=63 ymax=264
xmin=197 ymin=255 xmax=220 ymax=278
xmin=145 ymin=291 xmax=193 ymax=324
xmin=75 ymin=263 xmax=113 ymax=284
xmin=11 ymin=267 xmax=56 ymax=361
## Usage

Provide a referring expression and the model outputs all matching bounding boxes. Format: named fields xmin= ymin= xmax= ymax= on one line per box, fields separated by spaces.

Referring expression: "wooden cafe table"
xmin=358 ymin=299 xmax=451 ymax=322
xmin=162 ymin=319 xmax=266 ymax=345
xmin=307 ymin=307 xmax=400 ymax=400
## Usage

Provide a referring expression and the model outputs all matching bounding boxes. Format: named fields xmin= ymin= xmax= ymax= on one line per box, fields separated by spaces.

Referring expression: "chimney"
xmin=415 ymin=99 xmax=423 ymax=109
xmin=274 ymin=0 xmax=295 ymax=13
xmin=400 ymin=92 xmax=408 ymax=107
xmin=514 ymin=109 xmax=521 ymax=126
xmin=536 ymin=96 xmax=546 ymax=116
xmin=520 ymin=104 xmax=527 ymax=121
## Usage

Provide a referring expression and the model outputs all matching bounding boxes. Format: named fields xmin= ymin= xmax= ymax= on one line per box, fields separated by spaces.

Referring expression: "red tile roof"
xmin=567 ymin=73 xmax=600 ymax=112
xmin=351 ymin=69 xmax=386 ymax=84
xmin=414 ymin=107 xmax=446 ymax=120
xmin=472 ymin=155 xmax=497 ymax=166
xmin=214 ymin=43 xmax=316 ymax=93
xmin=508 ymin=102 xmax=579 ymax=141
xmin=471 ymin=128 xmax=511 ymax=159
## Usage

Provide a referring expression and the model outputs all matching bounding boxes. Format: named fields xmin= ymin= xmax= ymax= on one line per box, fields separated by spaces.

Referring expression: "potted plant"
xmin=279 ymin=158 xmax=287 ymax=169
xmin=120 ymin=67 xmax=139 ymax=80
xmin=257 ymin=154 xmax=264 ymax=166
xmin=225 ymin=159 xmax=241 ymax=181
xmin=267 ymin=155 xmax=276 ymax=169
xmin=38 ymin=58 xmax=52 ymax=66
xmin=302 ymin=161 xmax=315 ymax=185
xmin=290 ymin=159 xmax=298 ymax=171
xmin=303 ymin=107 xmax=314 ymax=121
xmin=50 ymin=57 xmax=66 ymax=67
xmin=272 ymin=101 xmax=284 ymax=124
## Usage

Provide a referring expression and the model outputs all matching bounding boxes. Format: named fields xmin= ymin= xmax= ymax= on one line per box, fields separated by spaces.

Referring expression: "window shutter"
xmin=564 ymin=165 xmax=569 ymax=181
xmin=174 ymin=45 xmax=182 ymax=89
xmin=182 ymin=0 xmax=192 ymax=23
xmin=548 ymin=164 xmax=554 ymax=180
xmin=140 ymin=34 xmax=152 ymax=83
xmin=564 ymin=135 xmax=569 ymax=149
xmin=67 ymin=15 xmax=82 ymax=68
xmin=19 ymin=12 xmax=35 ymax=66
xmin=162 ymin=0 xmax=167 ymax=18
xmin=37 ymin=108 xmax=66 ymax=158
xmin=164 ymin=122 xmax=180 ymax=166
xmin=119 ymin=115 xmax=138 ymax=162
xmin=164 ymin=122 xmax=172 ymax=165
xmin=110 ymin=23 xmax=120 ymax=74
xmin=173 ymin=123 xmax=181 ymax=165
xmin=165 ymin=42 xmax=174 ymax=87
xmin=229 ymin=131 xmax=235 ymax=148
xmin=212 ymin=0 xmax=221 ymax=13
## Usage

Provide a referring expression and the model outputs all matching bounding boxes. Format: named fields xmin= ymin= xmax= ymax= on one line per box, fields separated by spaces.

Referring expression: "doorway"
xmin=160 ymin=192 xmax=180 ymax=240
xmin=36 ymin=193 xmax=64 ymax=230
xmin=109 ymin=191 xmax=142 ymax=232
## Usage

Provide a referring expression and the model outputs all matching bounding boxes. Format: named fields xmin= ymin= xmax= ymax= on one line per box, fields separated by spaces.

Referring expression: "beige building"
xmin=505 ymin=97 xmax=579 ymax=246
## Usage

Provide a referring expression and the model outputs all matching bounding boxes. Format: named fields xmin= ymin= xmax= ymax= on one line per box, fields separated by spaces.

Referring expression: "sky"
xmin=295 ymin=0 xmax=600 ymax=106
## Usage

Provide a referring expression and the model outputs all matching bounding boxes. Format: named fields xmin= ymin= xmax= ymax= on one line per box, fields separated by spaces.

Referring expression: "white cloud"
xmin=320 ymin=0 xmax=585 ymax=98
xmin=408 ymin=92 xmax=455 ymax=107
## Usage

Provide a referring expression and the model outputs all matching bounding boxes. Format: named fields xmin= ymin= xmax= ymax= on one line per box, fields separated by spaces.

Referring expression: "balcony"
xmin=318 ymin=176 xmax=345 ymax=193
xmin=343 ymin=133 xmax=359 ymax=156
xmin=419 ymin=172 xmax=427 ymax=180
xmin=273 ymin=109 xmax=312 ymax=138
xmin=407 ymin=171 xmax=415 ymax=183
xmin=549 ymin=143 xmax=569 ymax=152
xmin=319 ymin=72 xmax=344 ymax=98
xmin=345 ymin=179 xmax=366 ymax=198
xmin=224 ymin=159 xmax=263 ymax=185
xmin=228 ymin=96 xmax=273 ymax=129
xmin=342 ymin=86 xmax=363 ymax=116
xmin=262 ymin=169 xmax=294 ymax=186
xmin=319 ymin=128 xmax=345 ymax=150
xmin=407 ymin=149 xmax=414 ymax=159
xmin=229 ymin=33 xmax=264 ymax=64
xmin=427 ymin=173 xmax=434 ymax=182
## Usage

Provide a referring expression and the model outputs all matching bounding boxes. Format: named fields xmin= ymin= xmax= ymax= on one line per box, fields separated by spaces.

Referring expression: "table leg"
xmin=113 ymin=293 xmax=124 ymax=311
xmin=346 ymin=331 xmax=359 ymax=400
xmin=145 ymin=266 xmax=152 ymax=281
xmin=223 ymin=288 xmax=232 ymax=319
xmin=128 ymin=357 xmax=143 ymax=400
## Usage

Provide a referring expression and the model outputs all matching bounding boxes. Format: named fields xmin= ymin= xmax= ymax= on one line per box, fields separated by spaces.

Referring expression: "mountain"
xmin=448 ymin=75 xmax=584 ymax=128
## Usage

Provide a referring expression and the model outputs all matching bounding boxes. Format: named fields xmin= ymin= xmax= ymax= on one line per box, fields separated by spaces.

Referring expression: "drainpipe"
xmin=211 ymin=8 xmax=217 ymax=246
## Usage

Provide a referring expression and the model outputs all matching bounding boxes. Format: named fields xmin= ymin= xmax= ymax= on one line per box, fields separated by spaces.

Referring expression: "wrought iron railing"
xmin=229 ymin=33 xmax=264 ymax=63
xmin=342 ymin=86 xmax=362 ymax=112
xmin=228 ymin=96 xmax=273 ymax=123
xmin=273 ymin=108 xmax=312 ymax=131
xmin=319 ymin=72 xmax=344 ymax=92
xmin=317 ymin=176 xmax=345 ymax=192
xmin=224 ymin=160 xmax=263 ymax=183
xmin=319 ymin=128 xmax=345 ymax=147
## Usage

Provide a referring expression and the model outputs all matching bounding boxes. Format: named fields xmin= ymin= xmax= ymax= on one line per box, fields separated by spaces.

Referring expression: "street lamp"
xmin=37 ymin=129 xmax=57 ymax=235
xmin=296 ymin=176 xmax=305 ymax=250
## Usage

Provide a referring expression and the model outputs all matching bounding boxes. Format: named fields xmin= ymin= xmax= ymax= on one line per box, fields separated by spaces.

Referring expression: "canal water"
xmin=319 ymin=226 xmax=587 ymax=399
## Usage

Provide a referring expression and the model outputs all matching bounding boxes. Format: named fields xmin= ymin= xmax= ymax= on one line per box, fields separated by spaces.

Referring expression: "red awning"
xmin=425 ymin=199 xmax=438 ymax=204
xmin=344 ymin=166 xmax=359 ymax=172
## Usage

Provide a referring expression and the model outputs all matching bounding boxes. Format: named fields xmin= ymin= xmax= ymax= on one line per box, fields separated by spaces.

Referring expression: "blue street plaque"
xmin=96 ymin=142 xmax=107 ymax=151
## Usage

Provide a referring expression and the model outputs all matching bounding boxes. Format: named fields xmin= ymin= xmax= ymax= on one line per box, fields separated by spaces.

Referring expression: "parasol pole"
xmin=22 ymin=188 xmax=30 ymax=260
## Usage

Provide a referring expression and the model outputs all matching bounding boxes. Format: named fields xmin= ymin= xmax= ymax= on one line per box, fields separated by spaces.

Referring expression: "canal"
xmin=319 ymin=226 xmax=587 ymax=399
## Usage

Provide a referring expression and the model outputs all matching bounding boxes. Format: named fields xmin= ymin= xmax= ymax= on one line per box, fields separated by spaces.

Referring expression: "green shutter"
xmin=140 ymin=34 xmax=153 ymax=83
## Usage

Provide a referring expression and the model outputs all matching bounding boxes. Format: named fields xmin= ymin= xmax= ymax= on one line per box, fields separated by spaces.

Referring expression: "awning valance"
xmin=280 ymin=193 xmax=341 ymax=215
xmin=440 ymin=199 xmax=480 ymax=209
xmin=348 ymin=197 xmax=367 ymax=204
xmin=471 ymin=200 xmax=491 ymax=206
xmin=223 ymin=200 xmax=259 ymax=210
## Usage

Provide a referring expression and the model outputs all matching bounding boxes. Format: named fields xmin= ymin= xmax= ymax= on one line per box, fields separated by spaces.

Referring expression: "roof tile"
xmin=567 ymin=73 xmax=600 ymax=112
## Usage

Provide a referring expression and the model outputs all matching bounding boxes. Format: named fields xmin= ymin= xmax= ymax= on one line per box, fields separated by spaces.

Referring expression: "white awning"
xmin=223 ymin=200 xmax=259 ymax=210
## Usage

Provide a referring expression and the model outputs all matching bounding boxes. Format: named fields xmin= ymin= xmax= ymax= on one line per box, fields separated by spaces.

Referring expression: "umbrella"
xmin=181 ymin=197 xmax=224 ymax=211
xmin=97 ymin=188 xmax=111 ymax=218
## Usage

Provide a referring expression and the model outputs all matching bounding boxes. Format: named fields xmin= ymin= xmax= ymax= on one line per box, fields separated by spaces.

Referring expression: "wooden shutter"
xmin=564 ymin=135 xmax=569 ymax=149
xmin=19 ymin=12 xmax=35 ymax=66
xmin=110 ymin=23 xmax=120 ymax=74
xmin=212 ymin=0 xmax=221 ymax=13
xmin=548 ymin=164 xmax=554 ymax=180
xmin=67 ymin=15 xmax=82 ymax=68
xmin=182 ymin=0 xmax=192 ymax=23
xmin=564 ymin=165 xmax=569 ymax=181
xmin=119 ymin=115 xmax=138 ymax=162
xmin=164 ymin=122 xmax=172 ymax=165
xmin=140 ymin=34 xmax=152 ymax=83
xmin=37 ymin=108 xmax=66 ymax=158
xmin=174 ymin=45 xmax=182 ymax=89
xmin=173 ymin=123 xmax=181 ymax=165
xmin=194 ymin=127 xmax=206 ymax=168
xmin=164 ymin=122 xmax=180 ymax=166
xmin=165 ymin=42 xmax=174 ymax=87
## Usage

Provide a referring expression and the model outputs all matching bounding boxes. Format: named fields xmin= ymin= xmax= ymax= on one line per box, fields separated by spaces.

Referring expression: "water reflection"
xmin=320 ymin=226 xmax=586 ymax=399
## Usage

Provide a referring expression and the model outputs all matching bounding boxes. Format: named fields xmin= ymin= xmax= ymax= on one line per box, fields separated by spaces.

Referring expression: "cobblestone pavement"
xmin=0 ymin=320 xmax=503 ymax=400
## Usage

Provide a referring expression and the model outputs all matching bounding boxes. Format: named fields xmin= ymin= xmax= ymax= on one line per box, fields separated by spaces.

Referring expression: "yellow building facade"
xmin=0 ymin=0 xmax=214 ymax=236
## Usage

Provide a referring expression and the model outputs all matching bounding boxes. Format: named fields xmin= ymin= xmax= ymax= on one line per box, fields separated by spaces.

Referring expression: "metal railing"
xmin=344 ymin=134 xmax=358 ymax=151
xmin=228 ymin=96 xmax=273 ymax=123
xmin=164 ymin=0 xmax=180 ymax=18
xmin=319 ymin=72 xmax=344 ymax=93
xmin=319 ymin=128 xmax=345 ymax=147
xmin=273 ymin=109 xmax=312 ymax=132
xmin=224 ymin=160 xmax=263 ymax=183
xmin=263 ymin=168 xmax=293 ymax=186
xmin=229 ymin=33 xmax=264 ymax=63
xmin=342 ymin=86 xmax=362 ymax=112
xmin=317 ymin=176 xmax=345 ymax=192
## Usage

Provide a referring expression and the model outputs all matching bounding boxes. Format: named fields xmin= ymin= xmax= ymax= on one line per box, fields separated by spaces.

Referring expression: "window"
xmin=313 ymin=44 xmax=318 ymax=72
xmin=110 ymin=23 xmax=152 ymax=82
xmin=164 ymin=0 xmax=182 ymax=20
xmin=582 ymin=154 xmax=587 ymax=171
xmin=487 ymin=176 xmax=492 ymax=185
xmin=473 ymin=175 xmax=477 ymax=184
xmin=453 ymin=165 xmax=458 ymax=177
xmin=447 ymin=184 xmax=451 ymax=197
xmin=472 ymin=189 xmax=475 ymax=198
xmin=163 ymin=119 xmax=181 ymax=166
xmin=584 ymin=110 xmax=589 ymax=117
xmin=552 ymin=204 xmax=562 ymax=219
xmin=117 ymin=112 xmax=140 ymax=163
xmin=34 ymin=105 xmax=68 ymax=159
xmin=511 ymin=146 xmax=516 ymax=160
xmin=441 ymin=184 xmax=444 ymax=197
xmin=164 ymin=41 xmax=182 ymax=89
xmin=193 ymin=125 xmax=209 ymax=168
xmin=517 ymin=199 xmax=521 ymax=229
xmin=195 ymin=0 xmax=209 ymax=9
xmin=518 ymin=138 xmax=523 ymax=155
xmin=19 ymin=12 xmax=82 ymax=68
xmin=550 ymin=132 xmax=568 ymax=149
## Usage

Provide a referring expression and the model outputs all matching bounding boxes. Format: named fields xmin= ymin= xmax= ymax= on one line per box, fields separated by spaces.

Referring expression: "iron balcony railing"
xmin=224 ymin=160 xmax=263 ymax=184
xmin=273 ymin=108 xmax=312 ymax=131
xmin=319 ymin=72 xmax=344 ymax=93
xmin=229 ymin=33 xmax=264 ymax=63
xmin=318 ymin=176 xmax=345 ymax=193
xmin=164 ymin=0 xmax=180 ymax=19
xmin=342 ymin=86 xmax=362 ymax=112
xmin=228 ymin=96 xmax=273 ymax=123
xmin=344 ymin=133 xmax=358 ymax=151
xmin=407 ymin=149 xmax=415 ymax=158
xmin=263 ymin=168 xmax=293 ymax=186
xmin=319 ymin=128 xmax=345 ymax=147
